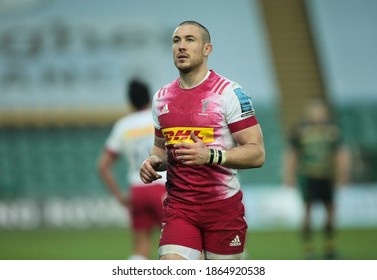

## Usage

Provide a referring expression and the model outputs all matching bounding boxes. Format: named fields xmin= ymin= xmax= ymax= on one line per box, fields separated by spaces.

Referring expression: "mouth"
xmin=177 ymin=53 xmax=188 ymax=60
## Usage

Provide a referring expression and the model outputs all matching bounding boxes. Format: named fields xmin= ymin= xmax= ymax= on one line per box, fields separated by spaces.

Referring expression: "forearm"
xmin=99 ymin=167 xmax=123 ymax=198
xmin=222 ymin=124 xmax=265 ymax=169
xmin=150 ymin=145 xmax=167 ymax=171
xmin=148 ymin=136 xmax=168 ymax=171
xmin=221 ymin=143 xmax=265 ymax=169
xmin=335 ymin=146 xmax=350 ymax=185
xmin=140 ymin=141 xmax=166 ymax=184
xmin=97 ymin=152 xmax=123 ymax=199
xmin=283 ymin=149 xmax=298 ymax=186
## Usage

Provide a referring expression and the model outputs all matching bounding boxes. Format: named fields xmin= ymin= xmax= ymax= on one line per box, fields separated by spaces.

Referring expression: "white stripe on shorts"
xmin=205 ymin=251 xmax=244 ymax=260
xmin=158 ymin=245 xmax=201 ymax=260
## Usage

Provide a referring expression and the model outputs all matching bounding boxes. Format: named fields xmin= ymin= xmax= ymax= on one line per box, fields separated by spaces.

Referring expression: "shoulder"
xmin=154 ymin=79 xmax=179 ymax=99
xmin=114 ymin=110 xmax=151 ymax=128
xmin=291 ymin=121 xmax=310 ymax=135
xmin=211 ymin=72 xmax=248 ymax=99
xmin=218 ymin=76 xmax=255 ymax=114
xmin=112 ymin=115 xmax=129 ymax=128
xmin=108 ymin=116 xmax=130 ymax=138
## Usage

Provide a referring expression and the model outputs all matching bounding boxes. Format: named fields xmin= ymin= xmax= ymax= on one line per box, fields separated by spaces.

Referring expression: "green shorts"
xmin=298 ymin=175 xmax=335 ymax=203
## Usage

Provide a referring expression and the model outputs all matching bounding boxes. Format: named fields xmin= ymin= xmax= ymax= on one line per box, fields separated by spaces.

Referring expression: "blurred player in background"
xmin=98 ymin=79 xmax=166 ymax=260
xmin=139 ymin=21 xmax=265 ymax=260
xmin=284 ymin=98 xmax=350 ymax=259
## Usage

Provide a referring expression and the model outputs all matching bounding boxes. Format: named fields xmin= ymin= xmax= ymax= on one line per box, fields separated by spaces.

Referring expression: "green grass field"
xmin=0 ymin=228 xmax=376 ymax=260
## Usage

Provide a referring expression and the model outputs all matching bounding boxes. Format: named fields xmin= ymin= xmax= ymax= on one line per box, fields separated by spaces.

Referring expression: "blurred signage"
xmin=1 ymin=186 xmax=376 ymax=230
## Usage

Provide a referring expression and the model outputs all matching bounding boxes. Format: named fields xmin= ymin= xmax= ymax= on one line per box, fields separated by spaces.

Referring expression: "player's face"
xmin=306 ymin=101 xmax=329 ymax=122
xmin=172 ymin=24 xmax=211 ymax=73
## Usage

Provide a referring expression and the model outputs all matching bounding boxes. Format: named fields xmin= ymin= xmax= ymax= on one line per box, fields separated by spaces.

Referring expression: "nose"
xmin=178 ymin=41 xmax=186 ymax=50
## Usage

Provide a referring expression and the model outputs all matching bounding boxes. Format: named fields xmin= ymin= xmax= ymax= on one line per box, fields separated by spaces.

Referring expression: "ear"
xmin=203 ymin=43 xmax=212 ymax=57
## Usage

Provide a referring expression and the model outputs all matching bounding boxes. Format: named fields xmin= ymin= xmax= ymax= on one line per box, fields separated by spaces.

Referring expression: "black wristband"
xmin=208 ymin=148 xmax=215 ymax=164
xmin=217 ymin=150 xmax=223 ymax=164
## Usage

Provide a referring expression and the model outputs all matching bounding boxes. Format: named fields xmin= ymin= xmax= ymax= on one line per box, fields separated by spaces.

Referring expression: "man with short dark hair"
xmin=140 ymin=21 xmax=265 ymax=260
xmin=98 ymin=79 xmax=166 ymax=260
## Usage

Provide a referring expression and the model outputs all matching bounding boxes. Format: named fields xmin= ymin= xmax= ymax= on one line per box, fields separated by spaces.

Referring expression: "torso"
xmin=153 ymin=70 xmax=258 ymax=203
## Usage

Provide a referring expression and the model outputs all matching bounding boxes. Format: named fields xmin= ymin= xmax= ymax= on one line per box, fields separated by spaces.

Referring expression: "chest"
xmin=296 ymin=125 xmax=339 ymax=154
xmin=157 ymin=90 xmax=225 ymax=129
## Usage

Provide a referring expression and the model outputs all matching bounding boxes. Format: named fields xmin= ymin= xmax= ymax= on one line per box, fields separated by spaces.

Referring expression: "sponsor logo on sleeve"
xmin=234 ymin=88 xmax=255 ymax=117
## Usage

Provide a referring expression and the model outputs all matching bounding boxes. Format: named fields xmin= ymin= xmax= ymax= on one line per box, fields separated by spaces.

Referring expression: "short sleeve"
xmin=152 ymin=92 xmax=161 ymax=130
xmin=105 ymin=120 xmax=123 ymax=154
xmin=224 ymin=83 xmax=258 ymax=133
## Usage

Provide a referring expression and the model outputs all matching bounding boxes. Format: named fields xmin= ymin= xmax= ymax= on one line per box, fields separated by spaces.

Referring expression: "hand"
xmin=174 ymin=131 xmax=209 ymax=165
xmin=140 ymin=155 xmax=163 ymax=184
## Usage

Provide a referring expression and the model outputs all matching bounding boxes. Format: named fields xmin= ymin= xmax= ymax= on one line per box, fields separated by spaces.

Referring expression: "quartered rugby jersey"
xmin=152 ymin=70 xmax=258 ymax=203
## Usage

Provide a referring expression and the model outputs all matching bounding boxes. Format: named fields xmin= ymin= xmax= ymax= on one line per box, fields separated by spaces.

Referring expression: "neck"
xmin=179 ymin=66 xmax=209 ymax=89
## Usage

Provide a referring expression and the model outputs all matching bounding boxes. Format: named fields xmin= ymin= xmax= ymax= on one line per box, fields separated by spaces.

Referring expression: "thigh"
xmin=317 ymin=179 xmax=334 ymax=204
xmin=202 ymin=192 xmax=248 ymax=259
xmin=304 ymin=177 xmax=334 ymax=203
xmin=298 ymin=175 xmax=312 ymax=202
xmin=158 ymin=200 xmax=202 ymax=260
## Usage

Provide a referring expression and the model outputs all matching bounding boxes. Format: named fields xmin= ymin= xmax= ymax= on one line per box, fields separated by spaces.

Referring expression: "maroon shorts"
xmin=159 ymin=191 xmax=247 ymax=255
xmin=129 ymin=183 xmax=166 ymax=231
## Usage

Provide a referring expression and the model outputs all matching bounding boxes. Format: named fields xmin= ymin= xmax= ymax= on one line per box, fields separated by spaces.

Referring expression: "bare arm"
xmin=224 ymin=124 xmax=265 ymax=169
xmin=283 ymin=146 xmax=298 ymax=188
xmin=335 ymin=145 xmax=350 ymax=186
xmin=97 ymin=150 xmax=129 ymax=207
xmin=174 ymin=124 xmax=265 ymax=169
xmin=139 ymin=136 xmax=167 ymax=184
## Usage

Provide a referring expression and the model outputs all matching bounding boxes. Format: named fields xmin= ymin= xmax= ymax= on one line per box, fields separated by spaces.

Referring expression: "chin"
xmin=176 ymin=65 xmax=191 ymax=73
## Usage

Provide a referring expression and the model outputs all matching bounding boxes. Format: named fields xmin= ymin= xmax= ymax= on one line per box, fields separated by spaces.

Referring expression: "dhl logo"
xmin=162 ymin=127 xmax=214 ymax=145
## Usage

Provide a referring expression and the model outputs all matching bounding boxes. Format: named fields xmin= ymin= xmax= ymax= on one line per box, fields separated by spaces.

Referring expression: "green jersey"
xmin=290 ymin=121 xmax=342 ymax=179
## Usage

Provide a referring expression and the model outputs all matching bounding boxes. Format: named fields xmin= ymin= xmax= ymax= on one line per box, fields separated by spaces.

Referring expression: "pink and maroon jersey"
xmin=152 ymin=70 xmax=258 ymax=204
